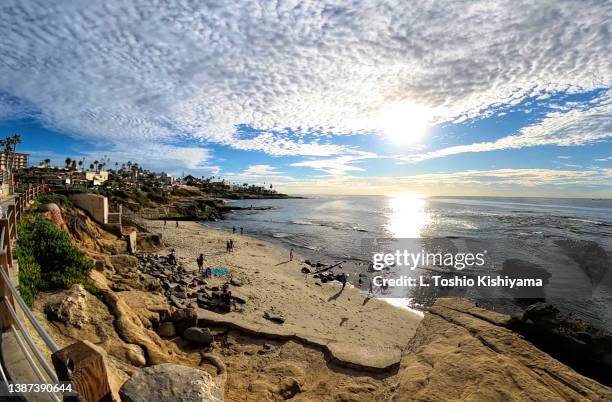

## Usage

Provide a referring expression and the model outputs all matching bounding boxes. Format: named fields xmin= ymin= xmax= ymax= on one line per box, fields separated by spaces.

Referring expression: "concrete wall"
xmin=69 ymin=193 xmax=108 ymax=225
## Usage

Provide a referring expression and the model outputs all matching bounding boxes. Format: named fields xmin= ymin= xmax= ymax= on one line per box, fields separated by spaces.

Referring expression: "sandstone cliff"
xmin=395 ymin=298 xmax=611 ymax=401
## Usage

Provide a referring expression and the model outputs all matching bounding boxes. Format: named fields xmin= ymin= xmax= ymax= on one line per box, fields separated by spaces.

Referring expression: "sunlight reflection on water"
xmin=385 ymin=192 xmax=432 ymax=238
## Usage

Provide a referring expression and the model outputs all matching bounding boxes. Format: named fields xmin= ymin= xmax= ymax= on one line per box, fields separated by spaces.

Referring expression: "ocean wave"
xmin=271 ymin=232 xmax=289 ymax=238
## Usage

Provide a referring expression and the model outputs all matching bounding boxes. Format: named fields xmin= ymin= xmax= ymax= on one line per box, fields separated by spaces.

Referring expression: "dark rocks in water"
xmin=183 ymin=327 xmax=213 ymax=345
xmin=263 ymin=310 xmax=285 ymax=324
xmin=508 ymin=302 xmax=612 ymax=386
xmin=315 ymin=262 xmax=325 ymax=267
xmin=554 ymin=239 xmax=610 ymax=287
xmin=500 ymin=259 xmax=551 ymax=282
xmin=499 ymin=259 xmax=551 ymax=300
xmin=301 ymin=267 xmax=311 ymax=274
xmin=305 ymin=259 xmax=313 ymax=266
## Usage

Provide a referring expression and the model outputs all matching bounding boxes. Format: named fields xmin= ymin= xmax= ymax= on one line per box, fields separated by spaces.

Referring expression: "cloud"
xmin=242 ymin=165 xmax=283 ymax=176
xmin=224 ymin=164 xmax=296 ymax=185
xmin=399 ymin=96 xmax=612 ymax=163
xmin=594 ymin=156 xmax=612 ymax=162
xmin=290 ymin=153 xmax=376 ymax=176
xmin=0 ymin=0 xmax=610 ymax=158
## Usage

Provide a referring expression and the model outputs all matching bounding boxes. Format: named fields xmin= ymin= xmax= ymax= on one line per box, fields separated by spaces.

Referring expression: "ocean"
xmin=206 ymin=195 xmax=612 ymax=328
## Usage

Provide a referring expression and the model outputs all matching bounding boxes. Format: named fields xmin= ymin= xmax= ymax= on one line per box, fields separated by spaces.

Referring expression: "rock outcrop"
xmin=395 ymin=298 xmax=611 ymax=401
xmin=119 ymin=363 xmax=224 ymax=402
xmin=508 ymin=302 xmax=612 ymax=387
xmin=44 ymin=284 xmax=88 ymax=328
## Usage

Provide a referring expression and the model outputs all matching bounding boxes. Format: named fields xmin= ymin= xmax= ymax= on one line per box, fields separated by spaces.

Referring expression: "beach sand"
xmin=145 ymin=220 xmax=422 ymax=353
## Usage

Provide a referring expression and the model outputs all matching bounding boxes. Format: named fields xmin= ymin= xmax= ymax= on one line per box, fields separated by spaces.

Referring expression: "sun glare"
xmin=378 ymin=103 xmax=430 ymax=146
xmin=385 ymin=192 xmax=431 ymax=238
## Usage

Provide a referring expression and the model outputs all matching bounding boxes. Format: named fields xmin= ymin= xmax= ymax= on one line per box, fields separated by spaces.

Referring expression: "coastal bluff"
xmin=396 ymin=298 xmax=611 ymax=401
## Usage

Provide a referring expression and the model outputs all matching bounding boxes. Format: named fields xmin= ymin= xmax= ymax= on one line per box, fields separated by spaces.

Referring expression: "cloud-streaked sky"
xmin=0 ymin=1 xmax=611 ymax=196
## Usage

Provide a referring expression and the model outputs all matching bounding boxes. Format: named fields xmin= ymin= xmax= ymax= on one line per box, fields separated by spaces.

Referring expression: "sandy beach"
xmin=144 ymin=220 xmax=423 ymax=353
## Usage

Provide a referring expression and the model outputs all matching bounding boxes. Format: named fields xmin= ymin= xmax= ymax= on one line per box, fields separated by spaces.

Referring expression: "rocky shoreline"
xmin=29 ymin=200 xmax=612 ymax=401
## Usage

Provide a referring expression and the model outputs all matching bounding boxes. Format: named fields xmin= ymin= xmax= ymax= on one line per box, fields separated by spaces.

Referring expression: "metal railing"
xmin=0 ymin=184 xmax=115 ymax=402
xmin=0 ymin=184 xmax=63 ymax=400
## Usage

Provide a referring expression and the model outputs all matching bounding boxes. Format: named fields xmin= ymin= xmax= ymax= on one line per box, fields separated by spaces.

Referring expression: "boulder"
xmin=44 ymin=284 xmax=88 ymax=328
xmin=94 ymin=260 xmax=105 ymax=271
xmin=263 ymin=310 xmax=285 ymax=324
xmin=183 ymin=327 xmax=213 ymax=345
xmin=156 ymin=322 xmax=176 ymax=338
xmin=125 ymin=344 xmax=146 ymax=367
xmin=137 ymin=233 xmax=165 ymax=252
xmin=119 ymin=363 xmax=223 ymax=402
xmin=171 ymin=308 xmax=198 ymax=335
xmin=110 ymin=254 xmax=139 ymax=271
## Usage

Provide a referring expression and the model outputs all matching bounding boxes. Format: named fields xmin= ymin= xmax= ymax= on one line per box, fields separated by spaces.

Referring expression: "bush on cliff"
xmin=17 ymin=217 xmax=93 ymax=305
xmin=35 ymin=192 xmax=73 ymax=207
xmin=16 ymin=253 xmax=41 ymax=307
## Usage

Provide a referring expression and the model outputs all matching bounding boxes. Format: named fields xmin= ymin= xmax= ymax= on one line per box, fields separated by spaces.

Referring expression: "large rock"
xmin=183 ymin=327 xmax=212 ymax=345
xmin=156 ymin=322 xmax=176 ymax=338
xmin=137 ymin=233 xmax=165 ymax=252
xmin=508 ymin=302 xmax=612 ymax=386
xmin=395 ymin=298 xmax=612 ymax=401
xmin=119 ymin=363 xmax=223 ymax=402
xmin=171 ymin=308 xmax=198 ymax=335
xmin=109 ymin=254 xmax=139 ymax=274
xmin=44 ymin=284 xmax=88 ymax=328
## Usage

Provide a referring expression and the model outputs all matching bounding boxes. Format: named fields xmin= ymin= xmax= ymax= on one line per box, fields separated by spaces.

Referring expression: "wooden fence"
xmin=0 ymin=184 xmax=115 ymax=401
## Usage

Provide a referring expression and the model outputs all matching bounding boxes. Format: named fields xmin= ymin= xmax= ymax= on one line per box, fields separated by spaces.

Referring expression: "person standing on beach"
xmin=176 ymin=221 xmax=179 ymax=228
xmin=163 ymin=219 xmax=167 ymax=227
xmin=340 ymin=272 xmax=348 ymax=290
xmin=196 ymin=253 xmax=204 ymax=275
xmin=290 ymin=248 xmax=294 ymax=261
xmin=229 ymin=239 xmax=234 ymax=252
xmin=226 ymin=240 xmax=231 ymax=253
xmin=232 ymin=226 xmax=236 ymax=234
xmin=240 ymin=227 xmax=243 ymax=235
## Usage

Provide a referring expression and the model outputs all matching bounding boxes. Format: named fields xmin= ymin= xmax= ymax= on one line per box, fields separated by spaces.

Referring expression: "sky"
xmin=0 ymin=1 xmax=611 ymax=197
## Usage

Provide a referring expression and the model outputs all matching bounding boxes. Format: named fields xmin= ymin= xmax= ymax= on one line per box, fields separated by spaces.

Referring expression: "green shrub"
xmin=17 ymin=217 xmax=93 ymax=294
xmin=36 ymin=192 xmax=73 ymax=207
xmin=16 ymin=252 xmax=41 ymax=307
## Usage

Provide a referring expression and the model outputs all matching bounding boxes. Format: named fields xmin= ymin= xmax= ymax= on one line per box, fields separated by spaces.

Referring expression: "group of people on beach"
xmin=232 ymin=226 xmax=244 ymax=235
xmin=163 ymin=219 xmax=179 ymax=228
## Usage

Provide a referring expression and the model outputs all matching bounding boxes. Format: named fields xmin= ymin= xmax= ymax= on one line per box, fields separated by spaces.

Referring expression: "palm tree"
xmin=78 ymin=160 xmax=83 ymax=171
xmin=1 ymin=133 xmax=22 ymax=194
xmin=65 ymin=157 xmax=72 ymax=169
xmin=89 ymin=163 xmax=94 ymax=170
xmin=44 ymin=158 xmax=51 ymax=167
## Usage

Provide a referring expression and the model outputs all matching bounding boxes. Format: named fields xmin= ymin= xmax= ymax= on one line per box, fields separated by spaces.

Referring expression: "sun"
xmin=378 ymin=102 xmax=431 ymax=146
